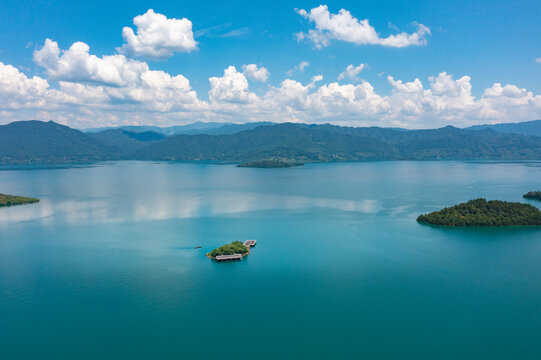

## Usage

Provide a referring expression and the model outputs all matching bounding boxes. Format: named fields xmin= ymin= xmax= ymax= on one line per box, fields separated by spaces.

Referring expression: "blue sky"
xmin=0 ymin=0 xmax=539 ymax=128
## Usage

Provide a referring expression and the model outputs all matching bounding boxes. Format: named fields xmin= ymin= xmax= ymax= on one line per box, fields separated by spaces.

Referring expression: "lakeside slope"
xmin=2 ymin=120 xmax=541 ymax=164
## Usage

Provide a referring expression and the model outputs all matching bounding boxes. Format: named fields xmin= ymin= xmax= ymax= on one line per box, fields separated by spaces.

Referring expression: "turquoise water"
xmin=1 ymin=161 xmax=541 ymax=359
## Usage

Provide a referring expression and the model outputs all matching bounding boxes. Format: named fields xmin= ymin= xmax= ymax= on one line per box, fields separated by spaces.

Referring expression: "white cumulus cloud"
xmin=34 ymin=39 xmax=149 ymax=87
xmin=27 ymin=39 xmax=203 ymax=126
xmin=296 ymin=5 xmax=430 ymax=49
xmin=209 ymin=66 xmax=257 ymax=103
xmin=120 ymin=9 xmax=197 ymax=58
xmin=338 ymin=64 xmax=366 ymax=81
xmin=0 ymin=61 xmax=71 ymax=110
xmin=242 ymin=64 xmax=269 ymax=82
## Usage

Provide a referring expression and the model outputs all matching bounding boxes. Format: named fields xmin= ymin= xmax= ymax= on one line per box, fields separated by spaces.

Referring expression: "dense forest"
xmin=207 ymin=241 xmax=249 ymax=258
xmin=3 ymin=120 xmax=541 ymax=165
xmin=0 ymin=194 xmax=40 ymax=207
xmin=417 ymin=198 xmax=541 ymax=226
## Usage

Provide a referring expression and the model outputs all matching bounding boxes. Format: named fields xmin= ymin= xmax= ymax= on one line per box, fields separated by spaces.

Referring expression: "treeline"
xmin=417 ymin=198 xmax=541 ymax=226
xmin=207 ymin=241 xmax=249 ymax=258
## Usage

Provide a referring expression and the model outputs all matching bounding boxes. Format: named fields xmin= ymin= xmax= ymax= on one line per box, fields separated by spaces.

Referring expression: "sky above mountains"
xmin=0 ymin=0 xmax=539 ymax=129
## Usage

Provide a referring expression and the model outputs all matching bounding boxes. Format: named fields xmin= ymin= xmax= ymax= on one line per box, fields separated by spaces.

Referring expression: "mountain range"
xmin=2 ymin=120 xmax=541 ymax=165
xmin=83 ymin=121 xmax=274 ymax=136
xmin=466 ymin=120 xmax=541 ymax=137
xmin=82 ymin=119 xmax=541 ymax=138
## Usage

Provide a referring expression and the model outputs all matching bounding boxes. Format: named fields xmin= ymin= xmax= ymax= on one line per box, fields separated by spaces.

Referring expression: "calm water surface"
xmin=1 ymin=161 xmax=541 ymax=359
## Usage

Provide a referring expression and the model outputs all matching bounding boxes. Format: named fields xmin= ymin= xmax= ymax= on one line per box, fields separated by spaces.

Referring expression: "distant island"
xmin=0 ymin=193 xmax=40 ymax=207
xmin=207 ymin=241 xmax=250 ymax=259
xmin=238 ymin=160 xmax=304 ymax=168
xmin=523 ymin=191 xmax=541 ymax=201
xmin=417 ymin=198 xmax=541 ymax=226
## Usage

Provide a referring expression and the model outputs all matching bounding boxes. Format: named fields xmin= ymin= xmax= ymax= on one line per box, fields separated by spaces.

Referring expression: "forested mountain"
xmin=88 ymin=129 xmax=165 ymax=155
xmin=467 ymin=120 xmax=541 ymax=137
xmin=2 ymin=120 xmax=541 ymax=164
xmin=133 ymin=123 xmax=399 ymax=161
xmin=0 ymin=121 xmax=113 ymax=164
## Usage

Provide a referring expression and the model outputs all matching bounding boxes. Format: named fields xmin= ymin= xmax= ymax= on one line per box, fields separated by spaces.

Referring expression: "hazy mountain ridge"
xmin=83 ymin=121 xmax=274 ymax=136
xmin=133 ymin=123 xmax=399 ymax=162
xmin=2 ymin=120 xmax=541 ymax=164
xmin=467 ymin=120 xmax=541 ymax=137
xmin=88 ymin=129 xmax=166 ymax=155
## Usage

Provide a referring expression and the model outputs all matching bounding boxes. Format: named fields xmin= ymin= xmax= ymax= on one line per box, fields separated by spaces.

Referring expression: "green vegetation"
xmin=0 ymin=194 xmax=40 ymax=207
xmin=417 ymin=198 xmax=541 ymax=226
xmin=0 ymin=120 xmax=162 ymax=164
xmin=207 ymin=241 xmax=249 ymax=259
xmin=3 ymin=120 xmax=541 ymax=165
xmin=523 ymin=191 xmax=541 ymax=201
xmin=238 ymin=160 xmax=304 ymax=168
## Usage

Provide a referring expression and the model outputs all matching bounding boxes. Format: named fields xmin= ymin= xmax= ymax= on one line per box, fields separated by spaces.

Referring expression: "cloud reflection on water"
xmin=0 ymin=191 xmax=382 ymax=225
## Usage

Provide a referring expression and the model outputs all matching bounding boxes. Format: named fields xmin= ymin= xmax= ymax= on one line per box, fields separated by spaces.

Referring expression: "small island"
xmin=207 ymin=241 xmax=250 ymax=260
xmin=523 ymin=191 xmax=541 ymax=201
xmin=417 ymin=198 xmax=541 ymax=226
xmin=0 ymin=193 xmax=40 ymax=207
xmin=237 ymin=160 xmax=304 ymax=168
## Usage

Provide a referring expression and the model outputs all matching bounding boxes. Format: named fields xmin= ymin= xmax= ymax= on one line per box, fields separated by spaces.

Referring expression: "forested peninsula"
xmin=417 ymin=198 xmax=541 ymax=226
xmin=0 ymin=194 xmax=40 ymax=207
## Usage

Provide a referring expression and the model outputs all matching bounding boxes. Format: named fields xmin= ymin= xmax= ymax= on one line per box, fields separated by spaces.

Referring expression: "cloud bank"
xmin=0 ymin=8 xmax=539 ymax=129
xmin=2 ymin=54 xmax=540 ymax=129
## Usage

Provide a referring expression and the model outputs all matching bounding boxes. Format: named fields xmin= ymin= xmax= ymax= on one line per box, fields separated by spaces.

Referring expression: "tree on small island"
xmin=417 ymin=198 xmax=541 ymax=226
xmin=523 ymin=191 xmax=541 ymax=201
xmin=0 ymin=194 xmax=40 ymax=207
xmin=207 ymin=241 xmax=250 ymax=259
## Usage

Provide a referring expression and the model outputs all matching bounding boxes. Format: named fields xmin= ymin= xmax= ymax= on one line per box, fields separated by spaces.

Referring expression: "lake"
xmin=1 ymin=161 xmax=541 ymax=359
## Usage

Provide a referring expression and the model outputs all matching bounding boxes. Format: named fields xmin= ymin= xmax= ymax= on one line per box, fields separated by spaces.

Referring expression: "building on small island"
xmin=207 ymin=240 xmax=256 ymax=261
xmin=215 ymin=254 xmax=243 ymax=262
xmin=244 ymin=240 xmax=257 ymax=248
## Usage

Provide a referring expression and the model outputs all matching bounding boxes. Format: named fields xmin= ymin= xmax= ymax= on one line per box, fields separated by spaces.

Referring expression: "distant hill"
xmin=283 ymin=123 xmax=541 ymax=160
xmin=467 ymin=120 xmax=541 ymax=137
xmin=134 ymin=123 xmax=541 ymax=162
xmin=194 ymin=122 xmax=274 ymax=135
xmin=83 ymin=121 xmax=273 ymax=136
xmin=134 ymin=123 xmax=399 ymax=162
xmin=88 ymin=129 xmax=165 ymax=155
xmin=83 ymin=121 xmax=229 ymax=135
xmin=0 ymin=121 xmax=113 ymax=164
xmin=3 ymin=120 xmax=541 ymax=164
